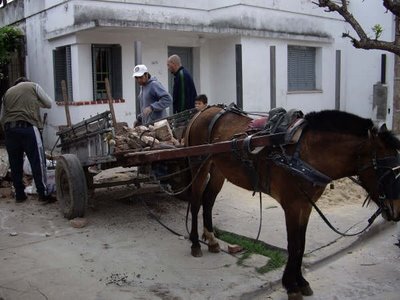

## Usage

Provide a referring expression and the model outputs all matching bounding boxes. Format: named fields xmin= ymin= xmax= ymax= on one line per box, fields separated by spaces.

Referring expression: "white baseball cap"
xmin=132 ymin=64 xmax=148 ymax=77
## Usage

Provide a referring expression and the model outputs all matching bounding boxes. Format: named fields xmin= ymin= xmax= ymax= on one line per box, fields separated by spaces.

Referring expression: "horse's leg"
xmin=202 ymin=164 xmax=225 ymax=253
xmin=295 ymin=222 xmax=313 ymax=297
xmin=282 ymin=203 xmax=312 ymax=300
xmin=189 ymin=162 xmax=211 ymax=257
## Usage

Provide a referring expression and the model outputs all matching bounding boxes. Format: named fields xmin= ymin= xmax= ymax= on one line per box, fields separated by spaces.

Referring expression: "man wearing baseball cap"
xmin=132 ymin=64 xmax=172 ymax=126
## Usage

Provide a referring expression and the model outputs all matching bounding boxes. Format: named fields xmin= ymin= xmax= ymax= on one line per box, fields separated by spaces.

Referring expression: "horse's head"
xmin=358 ymin=124 xmax=400 ymax=221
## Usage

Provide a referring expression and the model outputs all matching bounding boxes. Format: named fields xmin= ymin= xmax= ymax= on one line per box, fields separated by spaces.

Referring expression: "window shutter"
xmin=66 ymin=46 xmax=73 ymax=101
xmin=53 ymin=46 xmax=73 ymax=102
xmin=91 ymin=45 xmax=97 ymax=101
xmin=53 ymin=47 xmax=66 ymax=102
xmin=111 ymin=45 xmax=122 ymax=99
xmin=288 ymin=46 xmax=316 ymax=91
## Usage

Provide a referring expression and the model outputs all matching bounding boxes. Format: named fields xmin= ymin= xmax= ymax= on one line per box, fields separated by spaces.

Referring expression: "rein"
xmin=298 ymin=184 xmax=382 ymax=236
xmin=295 ymin=130 xmax=400 ymax=236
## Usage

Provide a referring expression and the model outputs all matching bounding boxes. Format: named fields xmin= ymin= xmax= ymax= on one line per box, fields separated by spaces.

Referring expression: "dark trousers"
xmin=4 ymin=125 xmax=47 ymax=199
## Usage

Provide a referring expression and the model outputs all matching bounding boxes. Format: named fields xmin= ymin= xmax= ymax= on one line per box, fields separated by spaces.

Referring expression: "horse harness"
xmin=207 ymin=105 xmax=400 ymax=233
xmin=206 ymin=105 xmax=326 ymax=193
xmin=206 ymin=104 xmax=264 ymax=193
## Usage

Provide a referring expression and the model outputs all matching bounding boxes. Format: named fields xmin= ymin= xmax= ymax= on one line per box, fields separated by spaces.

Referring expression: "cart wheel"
xmin=56 ymin=154 xmax=88 ymax=219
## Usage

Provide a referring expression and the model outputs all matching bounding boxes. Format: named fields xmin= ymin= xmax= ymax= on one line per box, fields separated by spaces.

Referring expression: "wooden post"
xmin=61 ymin=80 xmax=72 ymax=127
xmin=105 ymin=78 xmax=117 ymax=126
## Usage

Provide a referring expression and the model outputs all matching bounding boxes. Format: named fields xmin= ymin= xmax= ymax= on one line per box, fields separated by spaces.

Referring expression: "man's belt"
xmin=4 ymin=121 xmax=32 ymax=130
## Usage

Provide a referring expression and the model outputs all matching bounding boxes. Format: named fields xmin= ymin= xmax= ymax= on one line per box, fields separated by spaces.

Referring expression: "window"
xmin=288 ymin=45 xmax=317 ymax=92
xmin=53 ymin=46 xmax=73 ymax=102
xmin=92 ymin=44 xmax=122 ymax=101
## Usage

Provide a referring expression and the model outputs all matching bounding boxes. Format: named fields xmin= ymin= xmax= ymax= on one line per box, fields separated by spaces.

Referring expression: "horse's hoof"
xmin=208 ymin=243 xmax=220 ymax=253
xmin=191 ymin=247 xmax=203 ymax=257
xmin=300 ymin=285 xmax=313 ymax=296
xmin=287 ymin=292 xmax=303 ymax=300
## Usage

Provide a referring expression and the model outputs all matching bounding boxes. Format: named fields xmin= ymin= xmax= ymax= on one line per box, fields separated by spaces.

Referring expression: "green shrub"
xmin=0 ymin=26 xmax=24 ymax=64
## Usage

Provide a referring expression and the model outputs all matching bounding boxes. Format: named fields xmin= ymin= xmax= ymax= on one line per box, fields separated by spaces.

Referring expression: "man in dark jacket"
xmin=167 ymin=54 xmax=197 ymax=113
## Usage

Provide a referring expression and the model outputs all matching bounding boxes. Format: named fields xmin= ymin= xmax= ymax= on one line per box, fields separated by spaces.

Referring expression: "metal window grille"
xmin=92 ymin=44 xmax=122 ymax=101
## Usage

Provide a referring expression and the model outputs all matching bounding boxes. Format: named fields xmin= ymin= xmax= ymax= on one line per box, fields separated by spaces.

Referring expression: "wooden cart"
xmin=55 ymin=109 xmax=199 ymax=219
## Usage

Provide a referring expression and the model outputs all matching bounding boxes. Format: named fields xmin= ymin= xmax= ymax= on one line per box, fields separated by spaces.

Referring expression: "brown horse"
xmin=183 ymin=105 xmax=400 ymax=300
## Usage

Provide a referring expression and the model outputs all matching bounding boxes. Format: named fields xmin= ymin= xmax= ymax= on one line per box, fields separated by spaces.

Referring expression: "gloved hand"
xmin=143 ymin=106 xmax=153 ymax=117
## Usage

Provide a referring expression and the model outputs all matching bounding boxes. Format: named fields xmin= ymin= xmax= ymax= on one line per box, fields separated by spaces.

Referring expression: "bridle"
xmin=301 ymin=128 xmax=400 ymax=236
xmin=351 ymin=130 xmax=400 ymax=221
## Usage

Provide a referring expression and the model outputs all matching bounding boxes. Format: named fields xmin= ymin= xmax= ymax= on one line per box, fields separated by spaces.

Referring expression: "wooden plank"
xmin=61 ymin=80 xmax=72 ymax=127
xmin=105 ymin=78 xmax=117 ymax=126
xmin=119 ymin=133 xmax=285 ymax=166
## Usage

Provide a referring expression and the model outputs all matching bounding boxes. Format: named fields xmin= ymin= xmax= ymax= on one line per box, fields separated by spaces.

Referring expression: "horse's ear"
xmin=379 ymin=123 xmax=388 ymax=133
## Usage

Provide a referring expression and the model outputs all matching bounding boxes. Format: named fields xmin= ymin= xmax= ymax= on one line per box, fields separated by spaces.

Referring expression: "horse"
xmin=183 ymin=105 xmax=400 ymax=300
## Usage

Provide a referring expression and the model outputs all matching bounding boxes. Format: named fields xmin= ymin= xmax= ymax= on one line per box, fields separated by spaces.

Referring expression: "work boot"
xmin=16 ymin=194 xmax=27 ymax=203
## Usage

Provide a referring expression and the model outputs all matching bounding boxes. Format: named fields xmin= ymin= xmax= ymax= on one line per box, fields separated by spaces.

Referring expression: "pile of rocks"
xmin=113 ymin=120 xmax=181 ymax=153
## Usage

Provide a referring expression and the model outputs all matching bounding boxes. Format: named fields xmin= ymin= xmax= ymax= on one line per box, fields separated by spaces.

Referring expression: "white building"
xmin=0 ymin=0 xmax=395 ymax=147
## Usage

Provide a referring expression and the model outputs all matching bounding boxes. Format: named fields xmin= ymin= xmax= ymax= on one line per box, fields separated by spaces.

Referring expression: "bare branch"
xmin=316 ymin=0 xmax=400 ymax=56
xmin=316 ymin=0 xmax=368 ymax=39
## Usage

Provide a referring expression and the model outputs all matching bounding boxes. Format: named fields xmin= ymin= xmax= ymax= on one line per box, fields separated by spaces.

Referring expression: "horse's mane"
xmin=304 ymin=110 xmax=373 ymax=137
xmin=304 ymin=110 xmax=400 ymax=150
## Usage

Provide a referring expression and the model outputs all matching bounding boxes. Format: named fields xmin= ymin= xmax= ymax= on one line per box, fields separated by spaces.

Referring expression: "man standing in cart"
xmin=133 ymin=64 xmax=172 ymax=126
xmin=0 ymin=77 xmax=56 ymax=203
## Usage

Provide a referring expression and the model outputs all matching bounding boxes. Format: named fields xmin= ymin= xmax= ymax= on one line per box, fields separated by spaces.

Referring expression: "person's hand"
xmin=143 ymin=106 xmax=153 ymax=117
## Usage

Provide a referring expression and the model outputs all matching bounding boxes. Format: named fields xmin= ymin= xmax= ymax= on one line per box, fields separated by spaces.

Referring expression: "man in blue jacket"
xmin=133 ymin=64 xmax=172 ymax=126
xmin=167 ymin=55 xmax=197 ymax=113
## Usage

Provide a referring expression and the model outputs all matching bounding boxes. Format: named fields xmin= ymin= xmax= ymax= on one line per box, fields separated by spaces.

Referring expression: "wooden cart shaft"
xmin=116 ymin=133 xmax=285 ymax=166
